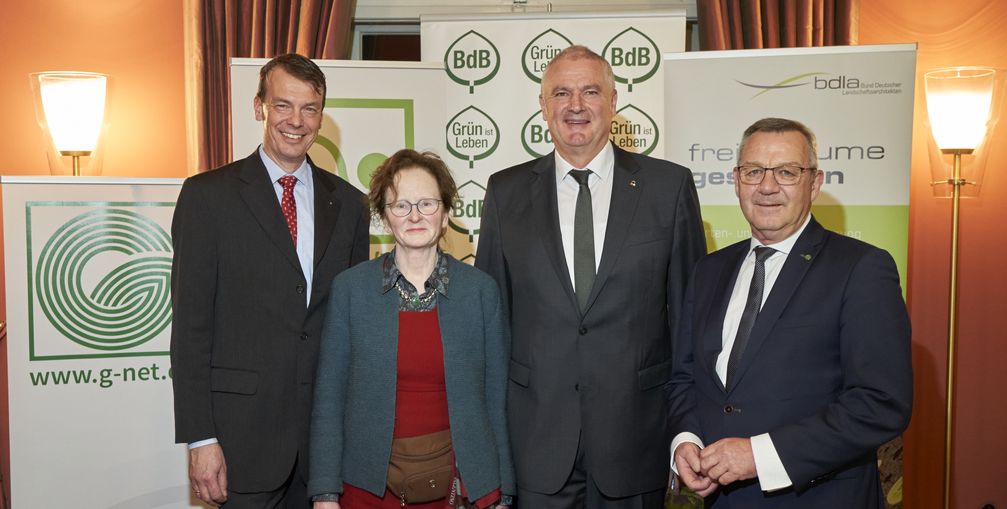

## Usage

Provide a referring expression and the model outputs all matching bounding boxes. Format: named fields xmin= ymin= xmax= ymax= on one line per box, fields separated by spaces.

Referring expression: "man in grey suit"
xmin=475 ymin=45 xmax=706 ymax=508
xmin=171 ymin=53 xmax=369 ymax=508
xmin=666 ymin=118 xmax=912 ymax=508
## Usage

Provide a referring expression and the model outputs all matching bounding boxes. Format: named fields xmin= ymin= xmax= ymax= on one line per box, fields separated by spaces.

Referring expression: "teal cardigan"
xmin=307 ymin=253 xmax=515 ymax=501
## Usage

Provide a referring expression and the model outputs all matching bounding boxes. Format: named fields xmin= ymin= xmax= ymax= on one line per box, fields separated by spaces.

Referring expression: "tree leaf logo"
xmin=445 ymin=106 xmax=500 ymax=168
xmin=603 ymin=27 xmax=661 ymax=92
xmin=521 ymin=29 xmax=573 ymax=84
xmin=443 ymin=31 xmax=501 ymax=93
xmin=447 ymin=180 xmax=487 ymax=242
xmin=610 ymin=104 xmax=659 ymax=156
xmin=520 ymin=109 xmax=552 ymax=159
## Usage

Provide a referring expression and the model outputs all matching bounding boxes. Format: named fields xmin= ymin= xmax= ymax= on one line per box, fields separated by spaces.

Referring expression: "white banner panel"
xmin=663 ymin=44 xmax=916 ymax=279
xmin=422 ymin=10 xmax=686 ymax=258
xmin=2 ymin=176 xmax=190 ymax=508
xmin=231 ymin=59 xmax=447 ymax=254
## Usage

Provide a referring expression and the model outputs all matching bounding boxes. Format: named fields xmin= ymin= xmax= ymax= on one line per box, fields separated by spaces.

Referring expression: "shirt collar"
xmin=748 ymin=213 xmax=813 ymax=257
xmin=554 ymin=142 xmax=614 ymax=186
xmin=380 ymin=249 xmax=450 ymax=297
xmin=258 ymin=145 xmax=312 ymax=185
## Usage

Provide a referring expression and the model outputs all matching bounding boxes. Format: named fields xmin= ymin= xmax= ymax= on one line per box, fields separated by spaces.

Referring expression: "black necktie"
xmin=569 ymin=169 xmax=594 ymax=311
xmin=726 ymin=246 xmax=776 ymax=388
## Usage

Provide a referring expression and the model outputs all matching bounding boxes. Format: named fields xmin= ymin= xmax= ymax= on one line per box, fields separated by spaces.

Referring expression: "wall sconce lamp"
xmin=30 ymin=72 xmax=109 ymax=176
xmin=923 ymin=66 xmax=999 ymax=509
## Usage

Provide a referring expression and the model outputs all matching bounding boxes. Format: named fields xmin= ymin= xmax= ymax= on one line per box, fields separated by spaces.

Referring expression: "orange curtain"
xmin=185 ymin=0 xmax=355 ymax=172
xmin=697 ymin=0 xmax=859 ymax=50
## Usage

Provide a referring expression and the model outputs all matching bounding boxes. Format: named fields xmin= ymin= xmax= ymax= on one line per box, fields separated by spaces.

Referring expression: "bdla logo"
xmin=448 ymin=180 xmax=486 ymax=242
xmin=32 ymin=207 xmax=172 ymax=358
xmin=444 ymin=30 xmax=501 ymax=94
xmin=521 ymin=29 xmax=573 ymax=83
xmin=520 ymin=109 xmax=552 ymax=159
xmin=611 ymin=104 xmax=659 ymax=155
xmin=445 ymin=106 xmax=500 ymax=169
xmin=603 ymin=27 xmax=661 ymax=92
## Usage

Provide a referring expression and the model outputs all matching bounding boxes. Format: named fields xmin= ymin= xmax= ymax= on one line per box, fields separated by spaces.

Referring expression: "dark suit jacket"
xmin=475 ymin=145 xmax=706 ymax=497
xmin=666 ymin=217 xmax=913 ymax=508
xmin=170 ymin=150 xmax=369 ymax=492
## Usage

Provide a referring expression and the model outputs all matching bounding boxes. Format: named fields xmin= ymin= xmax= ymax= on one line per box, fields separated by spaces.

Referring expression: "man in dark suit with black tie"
xmin=666 ymin=117 xmax=912 ymax=508
xmin=475 ymin=45 xmax=706 ymax=508
xmin=171 ymin=53 xmax=369 ymax=508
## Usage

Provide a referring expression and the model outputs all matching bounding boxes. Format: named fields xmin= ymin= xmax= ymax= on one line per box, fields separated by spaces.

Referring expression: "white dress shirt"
xmin=671 ymin=214 xmax=813 ymax=491
xmin=554 ymin=143 xmax=615 ymax=291
xmin=260 ymin=146 xmax=315 ymax=307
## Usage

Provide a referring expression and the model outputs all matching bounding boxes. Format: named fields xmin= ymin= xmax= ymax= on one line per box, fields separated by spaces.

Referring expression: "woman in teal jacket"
xmin=308 ymin=149 xmax=514 ymax=508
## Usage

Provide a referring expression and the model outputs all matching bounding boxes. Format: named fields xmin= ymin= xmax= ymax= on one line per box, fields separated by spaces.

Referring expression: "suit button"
xmin=296 ymin=285 xmax=305 ymax=294
xmin=579 ymin=327 xmax=587 ymax=335
xmin=300 ymin=334 xmax=308 ymax=341
xmin=574 ymin=383 xmax=580 ymax=391
xmin=724 ymin=405 xmax=734 ymax=414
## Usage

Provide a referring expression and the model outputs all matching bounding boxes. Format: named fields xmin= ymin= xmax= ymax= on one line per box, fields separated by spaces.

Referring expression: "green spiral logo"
xmin=34 ymin=209 xmax=172 ymax=351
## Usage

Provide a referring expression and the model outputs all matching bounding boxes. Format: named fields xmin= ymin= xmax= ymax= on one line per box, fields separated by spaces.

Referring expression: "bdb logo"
xmin=29 ymin=205 xmax=173 ymax=360
xmin=445 ymin=106 xmax=500 ymax=168
xmin=521 ymin=109 xmax=552 ymax=159
xmin=444 ymin=30 xmax=501 ymax=94
xmin=521 ymin=29 xmax=573 ymax=83
xmin=611 ymin=104 xmax=659 ymax=155
xmin=448 ymin=180 xmax=486 ymax=242
xmin=602 ymin=27 xmax=661 ymax=92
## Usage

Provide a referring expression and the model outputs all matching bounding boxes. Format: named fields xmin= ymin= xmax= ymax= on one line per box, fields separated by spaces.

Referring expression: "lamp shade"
xmin=32 ymin=72 xmax=108 ymax=153
xmin=924 ymin=67 xmax=996 ymax=151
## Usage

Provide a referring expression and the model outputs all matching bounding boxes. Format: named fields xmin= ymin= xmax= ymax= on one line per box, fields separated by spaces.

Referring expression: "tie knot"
xmin=279 ymin=175 xmax=298 ymax=191
xmin=569 ymin=169 xmax=592 ymax=186
xmin=754 ymin=246 xmax=776 ymax=263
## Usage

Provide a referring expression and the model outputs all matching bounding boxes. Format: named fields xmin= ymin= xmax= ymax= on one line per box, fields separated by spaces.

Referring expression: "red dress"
xmin=341 ymin=311 xmax=449 ymax=508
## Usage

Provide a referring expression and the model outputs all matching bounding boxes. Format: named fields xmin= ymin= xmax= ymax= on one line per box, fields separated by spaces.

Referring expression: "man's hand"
xmin=189 ymin=444 xmax=228 ymax=507
xmin=674 ymin=442 xmax=718 ymax=497
xmin=313 ymin=503 xmax=341 ymax=509
xmin=699 ymin=437 xmax=757 ymax=486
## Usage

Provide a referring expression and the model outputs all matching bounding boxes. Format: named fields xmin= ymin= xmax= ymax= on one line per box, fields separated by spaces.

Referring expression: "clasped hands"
xmin=673 ymin=438 xmax=757 ymax=497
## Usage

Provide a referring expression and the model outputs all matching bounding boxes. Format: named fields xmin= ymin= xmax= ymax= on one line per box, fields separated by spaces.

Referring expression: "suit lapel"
xmin=237 ymin=151 xmax=302 ymax=274
xmin=583 ymin=147 xmax=641 ymax=314
xmin=311 ymin=161 xmax=342 ymax=269
xmin=530 ymin=155 xmax=578 ymax=312
xmin=701 ymin=244 xmax=748 ymax=393
xmin=727 ymin=218 xmax=827 ymax=393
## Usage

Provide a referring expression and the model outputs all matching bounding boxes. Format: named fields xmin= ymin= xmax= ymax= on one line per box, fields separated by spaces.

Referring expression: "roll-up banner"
xmin=421 ymin=10 xmax=686 ymax=259
xmin=230 ymin=59 xmax=447 ymax=256
xmin=664 ymin=44 xmax=916 ymax=282
xmin=3 ymin=177 xmax=188 ymax=508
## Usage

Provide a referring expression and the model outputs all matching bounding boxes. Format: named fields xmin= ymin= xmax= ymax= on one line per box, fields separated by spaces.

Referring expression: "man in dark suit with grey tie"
xmin=475 ymin=45 xmax=706 ymax=508
xmin=171 ymin=53 xmax=369 ymax=508
xmin=666 ymin=117 xmax=912 ymax=508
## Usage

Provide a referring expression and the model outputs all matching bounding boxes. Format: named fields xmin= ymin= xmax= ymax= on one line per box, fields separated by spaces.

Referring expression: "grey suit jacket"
xmin=475 ymin=145 xmax=706 ymax=497
xmin=170 ymin=151 xmax=369 ymax=492
xmin=308 ymin=253 xmax=515 ymax=501
xmin=666 ymin=218 xmax=913 ymax=508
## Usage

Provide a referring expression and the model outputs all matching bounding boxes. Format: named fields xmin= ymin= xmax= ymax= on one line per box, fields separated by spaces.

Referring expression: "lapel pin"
xmin=629 ymin=180 xmax=637 ymax=187
xmin=801 ymin=253 xmax=812 ymax=261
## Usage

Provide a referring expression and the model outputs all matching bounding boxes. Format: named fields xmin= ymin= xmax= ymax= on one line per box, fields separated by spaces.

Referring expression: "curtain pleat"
xmin=698 ymin=0 xmax=859 ymax=51
xmin=184 ymin=0 xmax=353 ymax=173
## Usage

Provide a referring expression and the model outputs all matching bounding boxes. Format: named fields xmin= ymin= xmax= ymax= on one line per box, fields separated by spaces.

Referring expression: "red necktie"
xmin=279 ymin=175 xmax=298 ymax=245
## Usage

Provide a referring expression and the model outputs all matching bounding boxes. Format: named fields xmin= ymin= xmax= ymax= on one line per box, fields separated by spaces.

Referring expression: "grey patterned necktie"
xmin=569 ymin=169 xmax=594 ymax=312
xmin=726 ymin=246 xmax=777 ymax=388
